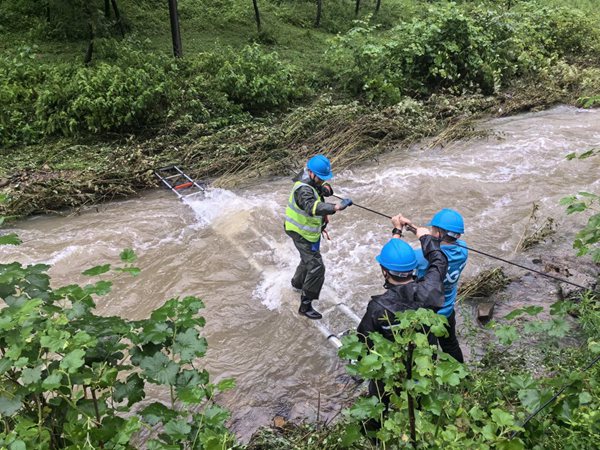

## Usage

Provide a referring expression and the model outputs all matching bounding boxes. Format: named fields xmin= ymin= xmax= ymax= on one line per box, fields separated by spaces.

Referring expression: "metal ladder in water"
xmin=154 ymin=165 xmax=206 ymax=199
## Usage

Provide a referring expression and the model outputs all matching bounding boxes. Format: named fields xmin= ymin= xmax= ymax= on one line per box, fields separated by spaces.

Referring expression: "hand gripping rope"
xmin=332 ymin=194 xmax=598 ymax=293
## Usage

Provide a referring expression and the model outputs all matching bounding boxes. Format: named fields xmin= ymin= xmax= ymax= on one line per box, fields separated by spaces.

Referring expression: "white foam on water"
xmin=43 ymin=244 xmax=80 ymax=265
xmin=252 ymin=239 xmax=296 ymax=310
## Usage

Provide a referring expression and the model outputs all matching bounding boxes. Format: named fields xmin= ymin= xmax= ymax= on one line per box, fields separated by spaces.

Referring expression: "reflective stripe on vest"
xmin=285 ymin=182 xmax=323 ymax=242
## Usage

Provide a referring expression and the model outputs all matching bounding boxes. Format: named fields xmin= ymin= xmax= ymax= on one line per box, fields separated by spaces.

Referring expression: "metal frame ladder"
xmin=154 ymin=165 xmax=206 ymax=199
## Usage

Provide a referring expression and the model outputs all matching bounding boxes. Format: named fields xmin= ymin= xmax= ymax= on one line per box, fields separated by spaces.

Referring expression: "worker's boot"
xmin=299 ymin=296 xmax=322 ymax=320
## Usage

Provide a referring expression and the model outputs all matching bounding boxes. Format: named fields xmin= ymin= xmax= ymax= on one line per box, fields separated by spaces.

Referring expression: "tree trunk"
xmin=84 ymin=19 xmax=94 ymax=64
xmin=167 ymin=0 xmax=183 ymax=57
xmin=104 ymin=0 xmax=111 ymax=18
xmin=375 ymin=0 xmax=381 ymax=14
xmin=110 ymin=0 xmax=125 ymax=36
xmin=355 ymin=0 xmax=360 ymax=16
xmin=252 ymin=0 xmax=261 ymax=32
xmin=315 ymin=0 xmax=322 ymax=27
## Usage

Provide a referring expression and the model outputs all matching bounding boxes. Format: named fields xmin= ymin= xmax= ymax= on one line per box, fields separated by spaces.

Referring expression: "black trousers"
xmin=286 ymin=229 xmax=325 ymax=300
xmin=437 ymin=311 xmax=464 ymax=363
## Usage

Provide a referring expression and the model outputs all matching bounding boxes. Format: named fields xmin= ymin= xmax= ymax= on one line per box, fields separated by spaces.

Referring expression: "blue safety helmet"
xmin=427 ymin=208 xmax=464 ymax=235
xmin=376 ymin=239 xmax=417 ymax=274
xmin=306 ymin=154 xmax=333 ymax=181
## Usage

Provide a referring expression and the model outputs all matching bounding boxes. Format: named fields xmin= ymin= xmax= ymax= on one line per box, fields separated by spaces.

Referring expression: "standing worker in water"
xmin=284 ymin=154 xmax=352 ymax=320
xmin=414 ymin=209 xmax=468 ymax=362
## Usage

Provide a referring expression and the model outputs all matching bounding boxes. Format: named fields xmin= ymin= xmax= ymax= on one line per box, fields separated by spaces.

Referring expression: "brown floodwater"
xmin=1 ymin=106 xmax=599 ymax=441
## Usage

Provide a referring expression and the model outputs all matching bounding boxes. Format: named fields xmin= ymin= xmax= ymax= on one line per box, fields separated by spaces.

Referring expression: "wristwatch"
xmin=392 ymin=227 xmax=403 ymax=237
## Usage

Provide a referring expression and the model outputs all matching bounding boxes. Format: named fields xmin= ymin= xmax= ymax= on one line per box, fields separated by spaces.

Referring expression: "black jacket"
xmin=292 ymin=169 xmax=336 ymax=217
xmin=357 ymin=235 xmax=448 ymax=342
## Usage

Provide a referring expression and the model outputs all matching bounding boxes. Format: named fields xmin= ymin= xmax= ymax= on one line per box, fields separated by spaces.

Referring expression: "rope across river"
xmin=332 ymin=194 xmax=597 ymax=293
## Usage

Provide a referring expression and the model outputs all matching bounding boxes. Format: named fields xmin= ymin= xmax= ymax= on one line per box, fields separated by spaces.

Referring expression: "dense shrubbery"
xmin=326 ymin=3 xmax=600 ymax=103
xmin=0 ymin=43 xmax=304 ymax=146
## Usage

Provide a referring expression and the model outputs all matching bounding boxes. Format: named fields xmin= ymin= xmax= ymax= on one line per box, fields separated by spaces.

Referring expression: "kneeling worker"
xmin=357 ymin=216 xmax=447 ymax=341
xmin=357 ymin=216 xmax=447 ymax=405
xmin=284 ymin=154 xmax=352 ymax=320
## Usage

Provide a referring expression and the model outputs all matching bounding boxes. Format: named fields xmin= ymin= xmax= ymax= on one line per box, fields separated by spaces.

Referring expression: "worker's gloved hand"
xmin=321 ymin=183 xmax=334 ymax=197
xmin=337 ymin=198 xmax=353 ymax=211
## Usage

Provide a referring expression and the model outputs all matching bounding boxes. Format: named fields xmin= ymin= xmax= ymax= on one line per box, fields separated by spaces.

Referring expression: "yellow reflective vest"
xmin=284 ymin=181 xmax=323 ymax=242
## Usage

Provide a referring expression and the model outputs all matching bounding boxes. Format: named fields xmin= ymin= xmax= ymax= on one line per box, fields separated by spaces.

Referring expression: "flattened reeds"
xmin=457 ymin=267 xmax=510 ymax=301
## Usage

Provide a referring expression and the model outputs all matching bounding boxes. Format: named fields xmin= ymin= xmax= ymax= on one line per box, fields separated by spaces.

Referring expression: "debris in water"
xmin=514 ymin=202 xmax=556 ymax=252
xmin=458 ymin=267 xmax=510 ymax=301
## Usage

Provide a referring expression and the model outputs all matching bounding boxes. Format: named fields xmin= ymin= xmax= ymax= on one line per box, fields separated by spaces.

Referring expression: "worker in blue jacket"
xmin=414 ymin=209 xmax=468 ymax=363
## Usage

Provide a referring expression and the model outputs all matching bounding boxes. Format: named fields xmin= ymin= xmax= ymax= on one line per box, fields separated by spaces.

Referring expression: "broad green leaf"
xmin=163 ymin=418 xmax=191 ymax=439
xmin=105 ymin=416 xmax=142 ymax=446
xmin=113 ymin=373 xmax=145 ymax=406
xmin=40 ymin=329 xmax=70 ymax=352
xmin=495 ymin=439 xmax=525 ymax=450
xmin=203 ymin=404 xmax=230 ymax=427
xmin=140 ymin=352 xmax=179 ymax=385
xmin=491 ymin=408 xmax=514 ymax=427
xmin=518 ymin=389 xmax=541 ymax=412
xmin=547 ymin=318 xmax=570 ymax=337
xmin=495 ymin=325 xmax=518 ymax=345
xmin=173 ymin=328 xmax=207 ymax=362
xmin=0 ymin=233 xmax=22 ymax=246
xmin=0 ymin=358 xmax=13 ymax=375
xmin=217 ymin=378 xmax=236 ymax=392
xmin=141 ymin=402 xmax=178 ymax=426
xmin=347 ymin=396 xmax=384 ymax=421
xmin=8 ymin=440 xmax=27 ymax=450
xmin=338 ymin=334 xmax=364 ymax=360
xmin=141 ymin=322 xmax=172 ymax=345
xmin=82 ymin=264 xmax=110 ymax=276
xmin=147 ymin=440 xmax=179 ymax=450
xmin=579 ymin=391 xmax=593 ymax=405
xmin=357 ymin=353 xmax=383 ymax=375
xmin=60 ymin=349 xmax=86 ymax=373
xmin=0 ymin=394 xmax=22 ymax=416
xmin=435 ymin=360 xmax=467 ymax=386
xmin=84 ymin=280 xmax=112 ymax=296
xmin=414 ymin=354 xmax=433 ymax=376
xmin=504 ymin=308 xmax=525 ymax=320
xmin=588 ymin=340 xmax=600 ymax=354
xmin=341 ymin=423 xmax=362 ymax=447
xmin=115 ymin=267 xmax=141 ymax=277
xmin=42 ymin=372 xmax=63 ymax=389
xmin=21 ymin=366 xmax=42 ymax=385
xmin=120 ymin=248 xmax=137 ymax=263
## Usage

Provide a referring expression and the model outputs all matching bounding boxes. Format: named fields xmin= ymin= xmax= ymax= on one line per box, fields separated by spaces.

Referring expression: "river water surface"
xmin=2 ymin=106 xmax=599 ymax=441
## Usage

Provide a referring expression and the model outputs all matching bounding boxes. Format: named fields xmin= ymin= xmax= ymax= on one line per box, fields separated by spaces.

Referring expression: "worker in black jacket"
xmin=357 ymin=214 xmax=447 ymax=419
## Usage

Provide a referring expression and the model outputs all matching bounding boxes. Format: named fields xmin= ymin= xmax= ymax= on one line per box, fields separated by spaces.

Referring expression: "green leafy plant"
xmin=339 ymin=308 xmax=523 ymax=448
xmin=0 ymin=233 xmax=236 ymax=448
xmin=561 ymin=149 xmax=600 ymax=262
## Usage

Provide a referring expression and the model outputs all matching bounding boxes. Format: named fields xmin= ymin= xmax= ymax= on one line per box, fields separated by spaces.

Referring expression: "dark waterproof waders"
xmin=286 ymin=229 xmax=324 ymax=320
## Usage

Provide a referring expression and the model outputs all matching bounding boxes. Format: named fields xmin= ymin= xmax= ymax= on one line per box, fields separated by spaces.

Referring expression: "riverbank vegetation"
xmin=1 ymin=0 xmax=600 ymax=216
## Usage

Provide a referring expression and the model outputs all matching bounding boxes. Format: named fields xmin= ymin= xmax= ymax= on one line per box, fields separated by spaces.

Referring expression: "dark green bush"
xmin=325 ymin=2 xmax=600 ymax=104
xmin=0 ymin=42 xmax=308 ymax=146
xmin=199 ymin=44 xmax=306 ymax=113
